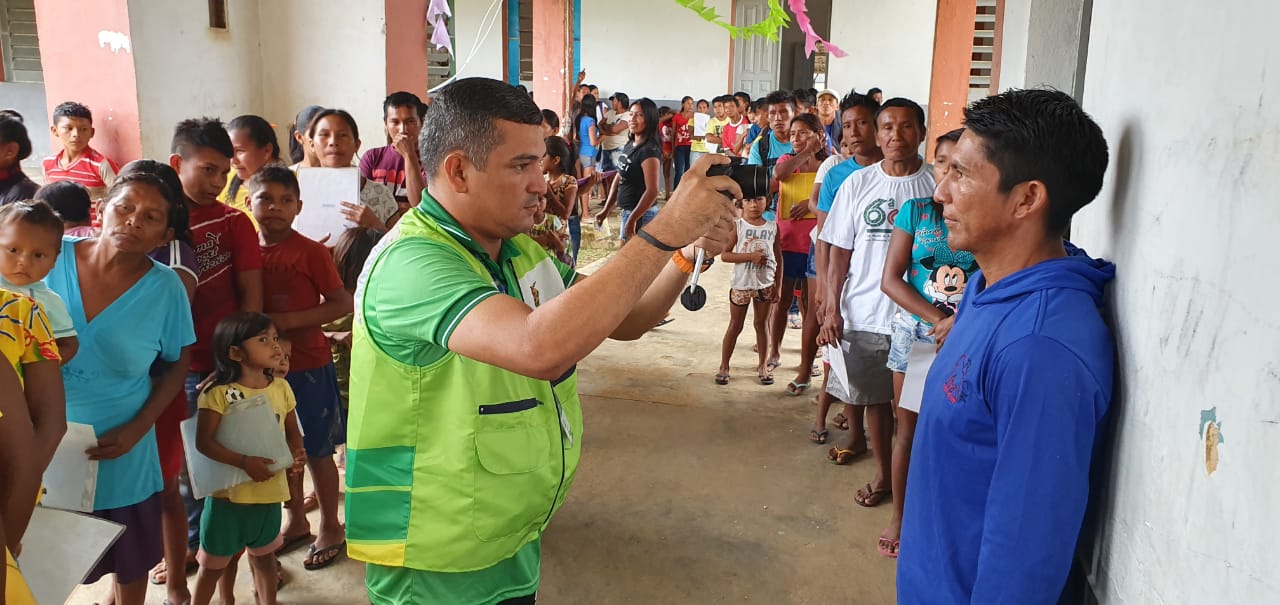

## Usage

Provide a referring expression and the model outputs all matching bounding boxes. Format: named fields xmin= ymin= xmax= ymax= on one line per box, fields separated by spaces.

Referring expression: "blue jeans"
xmin=180 ymin=371 xmax=209 ymax=549
xmin=672 ymin=146 xmax=691 ymax=190
xmin=619 ymin=207 xmax=659 ymax=243
xmin=568 ymin=215 xmax=582 ymax=261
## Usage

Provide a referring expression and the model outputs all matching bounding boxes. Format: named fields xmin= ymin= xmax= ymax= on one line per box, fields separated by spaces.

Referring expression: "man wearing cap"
xmin=816 ymin=89 xmax=842 ymax=155
xmin=599 ymin=92 xmax=632 ymax=173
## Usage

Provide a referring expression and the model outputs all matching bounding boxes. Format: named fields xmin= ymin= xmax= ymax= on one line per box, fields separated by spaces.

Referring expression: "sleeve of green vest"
xmin=366 ymin=238 xmax=501 ymax=354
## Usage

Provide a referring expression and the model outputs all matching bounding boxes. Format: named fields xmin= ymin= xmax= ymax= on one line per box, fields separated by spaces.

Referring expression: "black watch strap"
xmin=635 ymin=228 xmax=680 ymax=252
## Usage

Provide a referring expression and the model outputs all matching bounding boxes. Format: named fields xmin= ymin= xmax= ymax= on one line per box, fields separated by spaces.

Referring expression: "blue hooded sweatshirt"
xmin=897 ymin=242 xmax=1115 ymax=605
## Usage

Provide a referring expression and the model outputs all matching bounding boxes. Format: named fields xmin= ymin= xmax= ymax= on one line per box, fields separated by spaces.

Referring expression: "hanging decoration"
xmin=427 ymin=0 xmax=454 ymax=56
xmin=675 ymin=0 xmax=791 ymax=41
xmin=787 ymin=0 xmax=846 ymax=57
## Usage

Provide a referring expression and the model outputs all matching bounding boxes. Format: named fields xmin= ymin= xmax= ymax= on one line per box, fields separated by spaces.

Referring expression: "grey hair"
xmin=419 ymin=77 xmax=543 ymax=180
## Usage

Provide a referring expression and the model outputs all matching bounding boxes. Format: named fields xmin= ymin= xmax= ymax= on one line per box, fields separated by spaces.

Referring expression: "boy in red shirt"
xmin=42 ymin=101 xmax=121 ymax=224
xmin=167 ymin=117 xmax=264 ymax=582
xmin=249 ymin=166 xmax=353 ymax=571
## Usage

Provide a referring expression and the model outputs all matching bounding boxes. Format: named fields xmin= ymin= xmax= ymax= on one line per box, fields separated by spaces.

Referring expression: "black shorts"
xmin=781 ymin=251 xmax=810 ymax=281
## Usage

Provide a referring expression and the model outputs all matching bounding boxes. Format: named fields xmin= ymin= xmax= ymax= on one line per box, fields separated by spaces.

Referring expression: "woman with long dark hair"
xmin=572 ymin=94 xmax=601 ymax=213
xmin=596 ymin=97 xmax=661 ymax=242
xmin=541 ymin=136 xmax=581 ymax=262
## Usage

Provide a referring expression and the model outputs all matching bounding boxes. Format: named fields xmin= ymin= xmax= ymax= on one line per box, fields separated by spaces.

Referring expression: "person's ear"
xmin=228 ymin=345 xmax=244 ymax=362
xmin=49 ymin=124 xmax=57 ymax=136
xmin=88 ymin=126 xmax=96 ymax=139
xmin=168 ymin=153 xmax=182 ymax=173
xmin=441 ymin=152 xmax=470 ymax=194
xmin=1011 ymin=180 xmax=1050 ymax=222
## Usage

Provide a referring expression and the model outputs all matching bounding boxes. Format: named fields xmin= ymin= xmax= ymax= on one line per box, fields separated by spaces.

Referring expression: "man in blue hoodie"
xmin=897 ymin=89 xmax=1115 ymax=604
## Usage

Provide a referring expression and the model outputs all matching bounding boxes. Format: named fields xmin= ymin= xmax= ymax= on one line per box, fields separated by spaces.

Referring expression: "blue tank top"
xmin=578 ymin=116 xmax=598 ymax=158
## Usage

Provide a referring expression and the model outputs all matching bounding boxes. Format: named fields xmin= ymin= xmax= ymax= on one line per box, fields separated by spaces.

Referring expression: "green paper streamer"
xmin=675 ymin=0 xmax=791 ymax=41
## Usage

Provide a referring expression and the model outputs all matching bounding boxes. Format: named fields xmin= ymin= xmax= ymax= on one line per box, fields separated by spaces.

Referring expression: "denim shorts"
xmin=579 ymin=153 xmax=598 ymax=170
xmin=619 ymin=206 xmax=659 ymax=242
xmin=287 ymin=362 xmax=346 ymax=458
xmin=887 ymin=312 xmax=936 ymax=373
xmin=805 ymin=241 xmax=818 ymax=279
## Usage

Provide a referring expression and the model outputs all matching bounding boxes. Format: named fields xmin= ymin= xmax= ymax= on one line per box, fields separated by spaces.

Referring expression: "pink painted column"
xmin=33 ymin=0 xmax=142 ymax=163
xmin=532 ymin=0 xmax=573 ymax=120
xmin=385 ymin=0 xmax=431 ymax=98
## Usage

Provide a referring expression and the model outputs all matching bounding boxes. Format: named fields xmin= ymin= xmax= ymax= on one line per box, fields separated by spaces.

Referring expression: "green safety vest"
xmin=344 ymin=208 xmax=583 ymax=573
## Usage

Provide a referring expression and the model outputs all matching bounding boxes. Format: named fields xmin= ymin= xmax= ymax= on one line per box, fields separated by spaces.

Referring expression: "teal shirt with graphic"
xmin=894 ymin=198 xmax=976 ymax=323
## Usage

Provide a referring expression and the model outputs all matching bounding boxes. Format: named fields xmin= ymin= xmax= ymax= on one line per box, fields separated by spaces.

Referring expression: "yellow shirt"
xmin=779 ymin=170 xmax=818 ymax=220
xmin=218 ymin=172 xmax=258 ymax=230
xmin=197 ymin=380 xmax=296 ymax=504
xmin=0 ymin=290 xmax=62 ymax=381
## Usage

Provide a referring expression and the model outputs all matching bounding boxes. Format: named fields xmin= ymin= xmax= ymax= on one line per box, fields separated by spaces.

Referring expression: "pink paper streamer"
xmin=787 ymin=0 xmax=846 ymax=58
xmin=427 ymin=0 xmax=452 ymax=21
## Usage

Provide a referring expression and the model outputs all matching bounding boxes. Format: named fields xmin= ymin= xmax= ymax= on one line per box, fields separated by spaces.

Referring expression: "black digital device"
xmin=705 ymin=157 xmax=770 ymax=200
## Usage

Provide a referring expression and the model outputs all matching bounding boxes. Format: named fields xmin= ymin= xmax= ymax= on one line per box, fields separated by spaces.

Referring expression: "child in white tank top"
xmin=716 ymin=195 xmax=781 ymax=386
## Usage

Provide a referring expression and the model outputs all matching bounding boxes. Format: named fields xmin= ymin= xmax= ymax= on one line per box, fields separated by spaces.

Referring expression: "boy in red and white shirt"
xmin=42 ymin=101 xmax=120 ymax=203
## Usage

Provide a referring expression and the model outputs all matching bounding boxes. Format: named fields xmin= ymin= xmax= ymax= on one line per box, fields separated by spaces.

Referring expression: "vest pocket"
xmin=472 ymin=402 xmax=555 ymax=541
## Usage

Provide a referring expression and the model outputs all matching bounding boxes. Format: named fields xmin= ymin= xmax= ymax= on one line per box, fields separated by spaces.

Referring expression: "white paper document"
xmin=899 ymin=341 xmax=938 ymax=414
xmin=693 ymin=112 xmax=710 ymax=136
xmin=40 ymin=421 xmax=98 ymax=512
xmin=20 ymin=506 xmax=124 ymax=605
xmin=294 ymin=166 xmax=360 ymax=242
xmin=181 ymin=394 xmax=293 ymax=500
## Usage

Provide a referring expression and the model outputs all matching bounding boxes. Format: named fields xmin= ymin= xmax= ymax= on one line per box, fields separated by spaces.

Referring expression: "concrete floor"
xmin=68 ymin=260 xmax=898 ymax=604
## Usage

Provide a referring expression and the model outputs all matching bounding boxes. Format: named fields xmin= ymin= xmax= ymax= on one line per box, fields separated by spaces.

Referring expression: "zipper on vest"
xmin=478 ymin=398 xmax=540 ymax=415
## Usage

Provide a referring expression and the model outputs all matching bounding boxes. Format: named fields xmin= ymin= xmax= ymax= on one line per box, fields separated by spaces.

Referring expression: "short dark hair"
xmin=171 ymin=117 xmax=233 ymax=158
xmin=53 ymin=101 xmax=92 ymax=124
xmin=764 ymin=90 xmax=797 ymax=109
xmin=937 ymin=127 xmax=964 ymax=149
xmin=306 ymin=108 xmax=360 ymax=141
xmin=541 ymin=109 xmax=560 ymax=132
xmin=247 ymin=165 xmax=301 ymax=198
xmin=696 ymin=98 xmax=710 ymax=108
xmin=118 ymin=159 xmax=191 ymax=246
xmin=840 ymin=92 xmax=880 ymax=114
xmin=876 ymin=97 xmax=926 ymax=130
xmin=35 ymin=181 xmax=92 ymax=223
xmin=0 ymin=200 xmax=65 ymax=240
xmin=419 ymin=77 xmax=543 ymax=179
xmin=792 ymin=88 xmax=816 ymax=106
xmin=734 ymin=92 xmax=752 ymax=107
xmin=963 ymin=88 xmax=1109 ymax=234
xmin=610 ymin=92 xmax=630 ymax=109
xmin=0 ymin=109 xmax=22 ymax=122
xmin=751 ymin=99 xmax=768 ymax=112
xmin=383 ymin=91 xmax=426 ymax=120
xmin=0 ymin=116 xmax=32 ymax=162
xmin=868 ymin=87 xmax=883 ymax=96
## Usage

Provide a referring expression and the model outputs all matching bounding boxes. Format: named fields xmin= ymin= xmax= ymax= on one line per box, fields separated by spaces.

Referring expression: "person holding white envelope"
xmin=303 ymin=109 xmax=401 ymax=236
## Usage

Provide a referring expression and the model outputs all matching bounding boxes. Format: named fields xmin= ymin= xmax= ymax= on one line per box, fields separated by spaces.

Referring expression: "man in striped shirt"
xmin=42 ymin=101 xmax=120 ymax=202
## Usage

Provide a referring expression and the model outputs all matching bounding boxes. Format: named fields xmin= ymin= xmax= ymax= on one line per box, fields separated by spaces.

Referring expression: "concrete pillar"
xmin=997 ymin=0 xmax=1091 ymax=100
xmin=926 ymin=0 xmax=977 ymax=160
xmin=531 ymin=0 xmax=572 ymax=120
xmin=385 ymin=0 xmax=431 ymax=99
xmin=33 ymin=0 xmax=142 ymax=162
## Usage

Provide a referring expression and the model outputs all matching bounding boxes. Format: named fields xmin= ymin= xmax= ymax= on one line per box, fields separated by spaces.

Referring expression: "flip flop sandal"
xmin=276 ymin=532 xmax=315 ymax=556
xmin=786 ymin=381 xmax=811 ymax=396
xmin=826 ymin=447 xmax=859 ymax=465
xmin=832 ymin=413 xmax=850 ymax=430
xmin=304 ymin=541 xmax=346 ymax=571
xmin=302 ymin=492 xmax=319 ymax=513
xmin=854 ymin=483 xmax=891 ymax=507
xmin=656 ymin=317 xmax=675 ymax=327
xmin=759 ymin=373 xmax=775 ymax=386
xmin=149 ymin=558 xmax=198 ymax=585
xmin=715 ymin=373 xmax=730 ymax=385
xmin=809 ymin=429 xmax=828 ymax=444
xmin=877 ymin=535 xmax=900 ymax=559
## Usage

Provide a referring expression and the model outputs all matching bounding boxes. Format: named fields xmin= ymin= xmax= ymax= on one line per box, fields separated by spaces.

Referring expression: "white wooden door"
xmin=731 ymin=0 xmax=780 ymax=96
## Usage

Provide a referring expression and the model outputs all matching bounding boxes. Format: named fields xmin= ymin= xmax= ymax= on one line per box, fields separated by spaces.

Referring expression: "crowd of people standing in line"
xmin=0 ymin=69 xmax=1116 ymax=604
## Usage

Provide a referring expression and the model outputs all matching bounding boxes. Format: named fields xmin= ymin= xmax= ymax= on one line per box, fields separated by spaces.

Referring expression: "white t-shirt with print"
xmin=600 ymin=109 xmax=633 ymax=151
xmin=818 ymin=161 xmax=936 ymax=335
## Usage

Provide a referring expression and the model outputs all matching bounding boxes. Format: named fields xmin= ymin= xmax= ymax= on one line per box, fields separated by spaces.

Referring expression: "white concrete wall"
xmin=581 ymin=0 xmax=732 ymax=99
xmin=0 ymin=82 xmax=50 ymax=168
xmin=997 ymin=0 xmax=1086 ymax=95
xmin=827 ymin=0 xmax=937 ymax=103
xmin=258 ymin=0 xmax=386 ymax=158
xmin=997 ymin=0 xmax=1031 ymax=90
xmin=451 ymin=0 xmax=505 ymax=82
xmin=1070 ymin=0 xmax=1280 ymax=602
xmin=128 ymin=0 xmax=264 ymax=158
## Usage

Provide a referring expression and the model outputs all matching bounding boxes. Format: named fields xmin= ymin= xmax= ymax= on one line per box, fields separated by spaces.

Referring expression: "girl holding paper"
xmin=192 ymin=312 xmax=305 ymax=605
xmin=305 ymin=109 xmax=401 ymax=233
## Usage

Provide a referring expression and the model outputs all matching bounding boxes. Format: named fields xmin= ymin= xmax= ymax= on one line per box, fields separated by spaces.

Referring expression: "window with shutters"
xmin=0 ymin=0 xmax=42 ymax=83
xmin=427 ymin=0 xmax=456 ymax=89
xmin=969 ymin=0 xmax=1002 ymax=101
xmin=517 ymin=0 xmax=532 ymax=83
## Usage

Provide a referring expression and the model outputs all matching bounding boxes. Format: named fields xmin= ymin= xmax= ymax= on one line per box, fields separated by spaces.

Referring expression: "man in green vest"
xmin=346 ymin=77 xmax=741 ymax=605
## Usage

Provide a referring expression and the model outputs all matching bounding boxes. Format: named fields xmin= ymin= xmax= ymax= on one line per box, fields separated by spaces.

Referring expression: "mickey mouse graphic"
xmin=921 ymin=251 xmax=976 ymax=317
